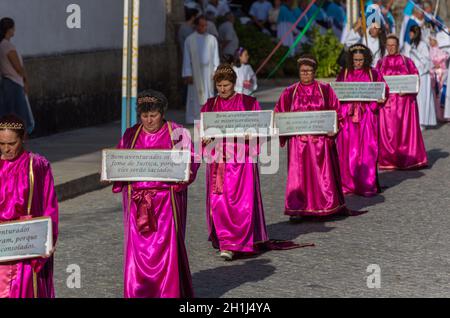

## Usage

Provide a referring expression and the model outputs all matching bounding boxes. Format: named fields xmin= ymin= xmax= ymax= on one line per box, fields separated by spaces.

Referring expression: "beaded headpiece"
xmin=0 ymin=122 xmax=24 ymax=130
xmin=297 ymin=57 xmax=317 ymax=65
xmin=215 ymin=67 xmax=235 ymax=75
xmin=349 ymin=45 xmax=368 ymax=52
xmin=137 ymin=96 xmax=160 ymax=105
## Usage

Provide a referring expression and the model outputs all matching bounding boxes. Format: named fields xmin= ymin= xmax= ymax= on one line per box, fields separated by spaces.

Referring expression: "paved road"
xmin=54 ymin=116 xmax=450 ymax=298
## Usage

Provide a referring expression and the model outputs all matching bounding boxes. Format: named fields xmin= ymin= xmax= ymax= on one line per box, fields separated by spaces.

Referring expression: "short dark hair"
xmin=0 ymin=114 xmax=26 ymax=139
xmin=213 ymin=64 xmax=237 ymax=84
xmin=297 ymin=53 xmax=318 ymax=71
xmin=136 ymin=89 xmax=168 ymax=117
xmin=346 ymin=43 xmax=373 ymax=70
xmin=386 ymin=34 xmax=400 ymax=46
xmin=194 ymin=15 xmax=206 ymax=26
xmin=0 ymin=17 xmax=14 ymax=41
xmin=185 ymin=8 xmax=198 ymax=21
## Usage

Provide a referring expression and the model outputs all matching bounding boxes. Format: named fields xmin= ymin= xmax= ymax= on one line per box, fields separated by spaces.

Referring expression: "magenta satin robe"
xmin=0 ymin=151 xmax=59 ymax=298
xmin=201 ymin=93 xmax=269 ymax=253
xmin=274 ymin=81 xmax=346 ymax=216
xmin=376 ymin=54 xmax=428 ymax=170
xmin=113 ymin=122 xmax=199 ymax=298
xmin=336 ymin=68 xmax=387 ymax=196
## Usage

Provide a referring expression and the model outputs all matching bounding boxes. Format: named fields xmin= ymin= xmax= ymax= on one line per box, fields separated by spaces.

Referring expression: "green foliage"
xmin=234 ymin=22 xmax=289 ymax=77
xmin=234 ymin=23 xmax=343 ymax=78
xmin=302 ymin=27 xmax=343 ymax=78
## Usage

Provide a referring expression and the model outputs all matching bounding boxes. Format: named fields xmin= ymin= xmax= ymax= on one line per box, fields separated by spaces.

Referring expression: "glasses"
xmin=353 ymin=59 xmax=364 ymax=62
xmin=300 ymin=70 xmax=314 ymax=74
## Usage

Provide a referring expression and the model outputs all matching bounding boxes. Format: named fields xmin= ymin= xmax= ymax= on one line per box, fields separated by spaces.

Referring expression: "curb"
xmin=55 ymin=173 xmax=109 ymax=202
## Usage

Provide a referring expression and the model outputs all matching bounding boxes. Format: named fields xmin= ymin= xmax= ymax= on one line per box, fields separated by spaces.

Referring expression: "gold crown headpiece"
xmin=0 ymin=122 xmax=24 ymax=130
xmin=297 ymin=57 xmax=317 ymax=65
xmin=138 ymin=96 xmax=160 ymax=105
xmin=350 ymin=45 xmax=368 ymax=52
xmin=215 ymin=67 xmax=235 ymax=75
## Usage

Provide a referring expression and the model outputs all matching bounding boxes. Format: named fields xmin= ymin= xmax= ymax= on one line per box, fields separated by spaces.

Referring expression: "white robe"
xmin=182 ymin=32 xmax=220 ymax=124
xmin=406 ymin=40 xmax=437 ymax=126
xmin=344 ymin=29 xmax=382 ymax=67
xmin=233 ymin=64 xmax=258 ymax=96
xmin=440 ymin=33 xmax=450 ymax=119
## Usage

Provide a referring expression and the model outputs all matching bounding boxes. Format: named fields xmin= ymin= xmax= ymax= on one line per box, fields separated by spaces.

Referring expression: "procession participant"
xmin=113 ymin=90 xmax=199 ymax=298
xmin=336 ymin=44 xmax=387 ymax=196
xmin=344 ymin=19 xmax=386 ymax=67
xmin=182 ymin=15 xmax=220 ymax=124
xmin=201 ymin=64 xmax=268 ymax=261
xmin=405 ymin=25 xmax=437 ymax=130
xmin=376 ymin=34 xmax=428 ymax=170
xmin=0 ymin=114 xmax=58 ymax=298
xmin=274 ymin=54 xmax=347 ymax=221
xmin=429 ymin=35 xmax=449 ymax=122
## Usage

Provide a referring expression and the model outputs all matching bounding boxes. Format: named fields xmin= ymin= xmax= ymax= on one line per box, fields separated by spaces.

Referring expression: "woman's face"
xmin=216 ymin=80 xmax=235 ymax=99
xmin=0 ymin=130 xmax=23 ymax=161
xmin=299 ymin=64 xmax=315 ymax=84
xmin=353 ymin=53 xmax=365 ymax=70
xmin=386 ymin=38 xmax=399 ymax=55
xmin=410 ymin=31 xmax=415 ymax=42
xmin=430 ymin=38 xmax=438 ymax=47
xmin=140 ymin=110 xmax=164 ymax=133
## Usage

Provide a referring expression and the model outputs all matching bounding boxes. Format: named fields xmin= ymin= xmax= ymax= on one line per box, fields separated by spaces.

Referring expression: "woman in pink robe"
xmin=113 ymin=90 xmax=199 ymax=298
xmin=0 ymin=114 xmax=58 ymax=298
xmin=274 ymin=54 xmax=347 ymax=220
xmin=201 ymin=64 xmax=269 ymax=261
xmin=375 ymin=35 xmax=428 ymax=170
xmin=336 ymin=44 xmax=388 ymax=196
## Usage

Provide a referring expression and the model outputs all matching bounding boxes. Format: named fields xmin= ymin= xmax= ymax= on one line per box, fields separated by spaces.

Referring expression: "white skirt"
xmin=417 ymin=73 xmax=437 ymax=126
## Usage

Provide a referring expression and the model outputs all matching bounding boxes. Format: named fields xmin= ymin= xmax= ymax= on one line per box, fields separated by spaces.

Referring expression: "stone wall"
xmin=5 ymin=0 xmax=185 ymax=136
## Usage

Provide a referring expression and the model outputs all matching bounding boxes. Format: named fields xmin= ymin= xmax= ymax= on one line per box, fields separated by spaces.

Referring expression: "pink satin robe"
xmin=336 ymin=68 xmax=387 ymax=196
xmin=201 ymin=93 xmax=269 ymax=253
xmin=0 ymin=151 xmax=59 ymax=298
xmin=376 ymin=54 xmax=428 ymax=170
xmin=113 ymin=122 xmax=199 ymax=298
xmin=274 ymin=81 xmax=346 ymax=216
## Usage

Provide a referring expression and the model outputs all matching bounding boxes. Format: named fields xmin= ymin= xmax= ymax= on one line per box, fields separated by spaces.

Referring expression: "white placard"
xmin=275 ymin=111 xmax=338 ymax=136
xmin=383 ymin=75 xmax=419 ymax=94
xmin=200 ymin=110 xmax=274 ymax=138
xmin=331 ymin=82 xmax=386 ymax=101
xmin=101 ymin=149 xmax=191 ymax=182
xmin=0 ymin=217 xmax=53 ymax=263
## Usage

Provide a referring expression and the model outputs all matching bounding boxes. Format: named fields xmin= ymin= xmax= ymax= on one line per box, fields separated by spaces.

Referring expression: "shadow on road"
xmin=192 ymin=259 xmax=275 ymax=298
xmin=426 ymin=148 xmax=449 ymax=168
xmin=266 ymin=220 xmax=336 ymax=243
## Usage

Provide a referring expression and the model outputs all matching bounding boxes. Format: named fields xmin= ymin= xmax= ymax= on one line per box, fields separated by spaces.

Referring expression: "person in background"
xmin=405 ymin=25 xmax=436 ymax=130
xmin=344 ymin=19 xmax=386 ymax=67
xmin=178 ymin=8 xmax=198 ymax=51
xmin=233 ymin=47 xmax=257 ymax=96
xmin=0 ymin=18 xmax=34 ymax=134
xmin=218 ymin=12 xmax=239 ymax=61
xmin=182 ymin=15 xmax=220 ymax=124
xmin=205 ymin=9 xmax=219 ymax=38
xmin=249 ymin=0 xmax=273 ymax=35
xmin=268 ymin=0 xmax=282 ymax=37
xmin=429 ymin=35 xmax=449 ymax=122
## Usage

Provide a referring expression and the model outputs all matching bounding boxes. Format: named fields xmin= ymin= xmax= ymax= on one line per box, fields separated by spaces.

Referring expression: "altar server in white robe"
xmin=438 ymin=28 xmax=450 ymax=120
xmin=182 ymin=15 xmax=220 ymax=124
xmin=405 ymin=25 xmax=437 ymax=129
